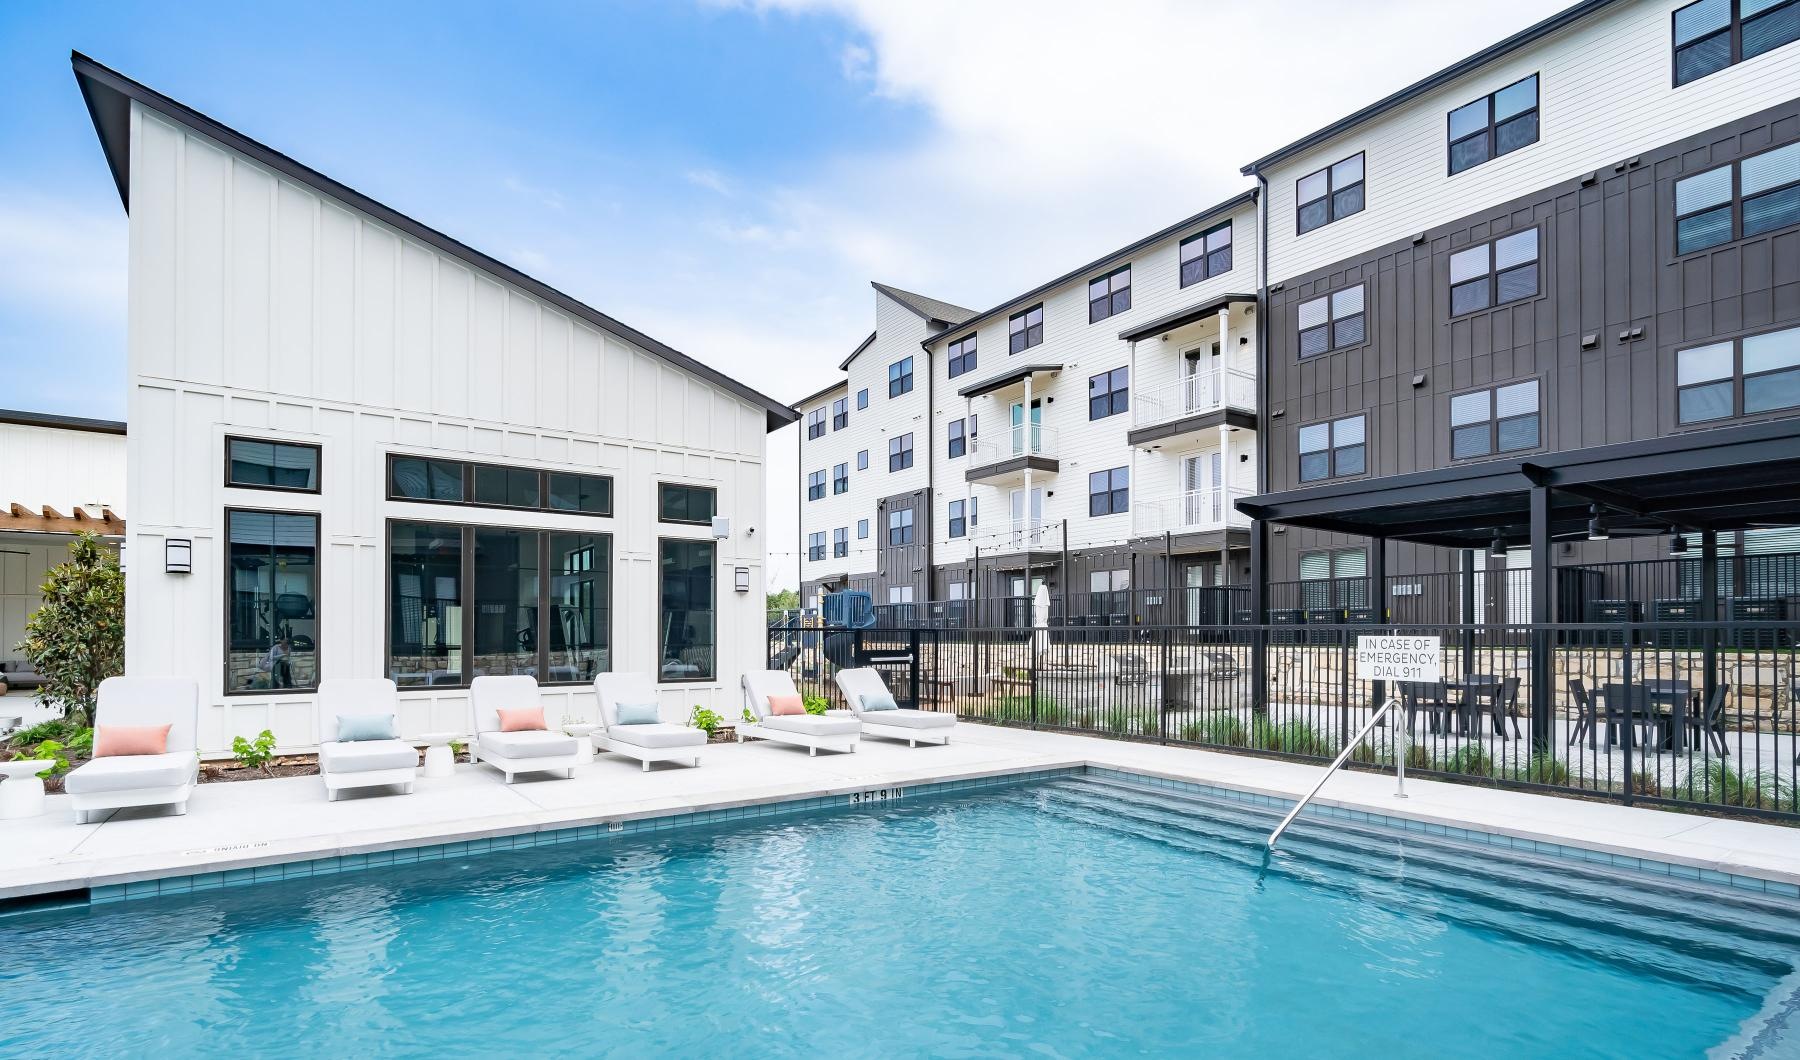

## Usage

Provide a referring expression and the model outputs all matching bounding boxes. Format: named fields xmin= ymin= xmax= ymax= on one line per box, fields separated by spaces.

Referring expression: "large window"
xmin=948 ymin=499 xmax=968 ymax=538
xmin=806 ymin=408 xmax=826 ymax=440
xmin=1673 ymin=0 xmax=1800 ymax=86
xmin=226 ymin=437 xmax=320 ymax=493
xmin=948 ymin=334 xmax=978 ymax=379
xmin=1088 ymin=466 xmax=1129 ymax=517
xmin=1009 ymin=304 xmax=1044 ymax=353
xmin=389 ymin=456 xmax=612 ymax=516
xmin=1300 ymin=548 xmax=1368 ymax=609
xmin=1678 ymin=325 xmax=1800 ymax=423
xmin=226 ymin=510 xmax=319 ymax=694
xmin=1297 ymin=153 xmax=1365 ymax=234
xmin=807 ymin=470 xmax=825 ymax=501
xmin=889 ymin=433 xmax=914 ymax=472
xmin=1088 ymin=265 xmax=1132 ymax=323
xmin=888 ymin=508 xmax=914 ymax=545
xmin=1297 ymin=285 xmax=1366 ymax=358
xmin=1298 ymin=415 xmax=1366 ymax=482
xmin=948 ymin=418 xmax=968 ymax=458
xmin=1088 ymin=367 xmax=1129 ymax=420
xmin=833 ymin=462 xmax=849 ymax=495
xmin=1447 ymin=75 xmax=1539 ymax=175
xmin=832 ymin=397 xmax=849 ymax=431
xmin=659 ymin=539 xmax=714 ymax=682
xmin=833 ymin=527 xmax=848 ymax=558
xmin=1675 ymin=140 xmax=1800 ymax=255
xmin=1451 ymin=381 xmax=1540 ymax=459
xmin=1180 ymin=221 xmax=1232 ymax=286
xmin=659 ymin=483 xmax=716 ymax=524
xmin=389 ymin=522 xmax=612 ymax=688
xmin=1449 ymin=229 xmax=1540 ymax=316
xmin=889 ymin=357 xmax=914 ymax=397
xmin=807 ymin=532 xmax=826 ymax=561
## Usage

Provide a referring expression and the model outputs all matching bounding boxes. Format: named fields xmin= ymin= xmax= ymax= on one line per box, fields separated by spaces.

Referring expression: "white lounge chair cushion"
xmin=607 ymin=723 xmax=706 ymax=749
xmin=319 ymin=739 xmax=418 ymax=774
xmin=759 ymin=714 xmax=859 ymax=737
xmin=859 ymin=709 xmax=954 ymax=730
xmin=64 ymin=753 xmax=197 ymax=795
xmin=479 ymin=729 xmax=579 ymax=760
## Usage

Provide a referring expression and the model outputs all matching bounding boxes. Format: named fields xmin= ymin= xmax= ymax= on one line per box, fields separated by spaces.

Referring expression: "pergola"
xmin=1235 ymin=418 xmax=1800 ymax=750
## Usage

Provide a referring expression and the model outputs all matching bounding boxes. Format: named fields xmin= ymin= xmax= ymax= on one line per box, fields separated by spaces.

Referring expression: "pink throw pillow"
xmin=496 ymin=706 xmax=547 ymax=732
xmin=94 ymin=724 xmax=172 ymax=758
xmin=768 ymin=694 xmax=806 ymax=716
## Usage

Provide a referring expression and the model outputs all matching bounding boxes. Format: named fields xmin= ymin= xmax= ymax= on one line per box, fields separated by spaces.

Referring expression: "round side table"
xmin=565 ymin=723 xmax=598 ymax=759
xmin=418 ymin=732 xmax=463 ymax=779
xmin=0 ymin=760 xmax=54 ymax=820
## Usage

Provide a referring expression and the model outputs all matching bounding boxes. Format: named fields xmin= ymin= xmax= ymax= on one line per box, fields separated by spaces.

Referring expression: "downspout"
xmin=795 ymin=420 xmax=804 ymax=605
xmin=924 ymin=333 xmax=935 ymax=605
xmin=1253 ymin=174 xmax=1269 ymax=500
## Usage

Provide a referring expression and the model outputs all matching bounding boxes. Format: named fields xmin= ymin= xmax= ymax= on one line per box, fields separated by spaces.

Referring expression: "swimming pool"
xmin=3 ymin=775 xmax=1796 ymax=1057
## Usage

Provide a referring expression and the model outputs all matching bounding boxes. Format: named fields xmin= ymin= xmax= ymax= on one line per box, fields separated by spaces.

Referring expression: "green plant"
xmin=16 ymin=532 xmax=124 ymax=728
xmin=1251 ymin=718 xmax=1333 ymax=757
xmin=5 ymin=717 xmax=78 ymax=748
xmin=1138 ymin=717 xmax=1160 ymax=737
xmin=1510 ymin=753 xmax=1570 ymax=786
xmin=1104 ymin=709 xmax=1131 ymax=734
xmin=1442 ymin=744 xmax=1494 ymax=778
xmin=802 ymin=694 xmax=829 ymax=716
xmin=688 ymin=706 xmax=724 ymax=737
xmin=742 ymin=707 xmax=757 ymax=724
xmin=1036 ymin=700 xmax=1070 ymax=727
xmin=1178 ymin=721 xmax=1204 ymax=742
xmin=766 ymin=588 xmax=799 ymax=613
xmin=1633 ymin=770 xmax=1664 ymax=799
xmin=1403 ymin=744 xmax=1434 ymax=771
xmin=1195 ymin=714 xmax=1250 ymax=747
xmin=231 ymin=729 xmax=278 ymax=776
xmin=21 ymin=739 xmax=70 ymax=779
xmin=449 ymin=739 xmax=467 ymax=759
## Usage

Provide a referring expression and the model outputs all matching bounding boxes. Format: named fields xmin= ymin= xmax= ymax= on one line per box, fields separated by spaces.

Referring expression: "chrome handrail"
xmin=1267 ymin=696 xmax=1406 ymax=849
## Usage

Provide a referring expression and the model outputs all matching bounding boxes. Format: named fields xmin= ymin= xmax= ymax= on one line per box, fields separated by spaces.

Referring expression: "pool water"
xmin=3 ymin=776 xmax=1797 ymax=1057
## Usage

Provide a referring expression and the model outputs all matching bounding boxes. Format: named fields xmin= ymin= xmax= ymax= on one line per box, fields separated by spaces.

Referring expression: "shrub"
xmin=6 ymin=717 xmax=79 ymax=748
xmin=17 ymin=532 xmax=124 ymax=728
xmin=1251 ymin=718 xmax=1333 ymax=757
xmin=1138 ymin=717 xmax=1160 ymax=737
xmin=231 ymin=730 xmax=278 ymax=776
xmin=1036 ymin=700 xmax=1070 ymax=727
xmin=1104 ymin=709 xmax=1131 ymax=735
xmin=1632 ymin=771 xmax=1663 ymax=799
xmin=1178 ymin=722 xmax=1204 ymax=742
xmin=1443 ymin=744 xmax=1494 ymax=778
xmin=1511 ymin=753 xmax=1570 ymax=786
xmin=17 ymin=739 xmax=70 ymax=779
xmin=1193 ymin=714 xmax=1250 ymax=747
xmin=687 ymin=707 xmax=724 ymax=737
xmin=1678 ymin=762 xmax=1796 ymax=811
xmin=1403 ymin=744 xmax=1434 ymax=771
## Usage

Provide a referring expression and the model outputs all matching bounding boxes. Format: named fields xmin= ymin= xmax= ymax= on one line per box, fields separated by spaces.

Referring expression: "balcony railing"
xmin=1132 ymin=368 xmax=1255 ymax=430
xmin=968 ymin=424 xmax=1060 ymax=469
xmin=1132 ymin=486 xmax=1251 ymax=536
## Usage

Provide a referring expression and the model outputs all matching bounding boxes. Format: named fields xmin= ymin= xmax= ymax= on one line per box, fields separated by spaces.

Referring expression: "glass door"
xmin=1010 ymin=400 xmax=1042 ymax=456
xmin=1009 ymin=486 xmax=1044 ymax=546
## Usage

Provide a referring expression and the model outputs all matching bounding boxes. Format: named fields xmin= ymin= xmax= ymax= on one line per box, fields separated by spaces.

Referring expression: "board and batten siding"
xmin=1259 ymin=0 xmax=1800 ymax=286
xmin=0 ymin=421 xmax=126 ymax=517
xmin=124 ymin=103 xmax=769 ymax=754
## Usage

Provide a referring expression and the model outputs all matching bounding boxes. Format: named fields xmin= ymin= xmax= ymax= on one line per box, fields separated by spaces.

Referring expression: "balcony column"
xmin=1022 ymin=374 xmax=1034 ymax=549
xmin=965 ymin=395 xmax=975 ymax=547
xmin=1218 ymin=425 xmax=1231 ymax=526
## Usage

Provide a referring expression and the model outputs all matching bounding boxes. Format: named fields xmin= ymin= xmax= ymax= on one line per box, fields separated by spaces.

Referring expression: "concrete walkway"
xmin=2 ymin=722 xmax=1797 ymax=901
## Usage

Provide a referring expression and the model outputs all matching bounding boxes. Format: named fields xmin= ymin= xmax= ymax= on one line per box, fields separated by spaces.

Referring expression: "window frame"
xmin=832 ymin=462 xmax=849 ymax=495
xmin=1447 ymin=227 xmax=1543 ymax=318
xmin=1672 ymin=0 xmax=1800 ymax=87
xmin=1295 ymin=284 xmax=1368 ymax=359
xmin=856 ymin=388 xmax=869 ymax=410
xmin=1296 ymin=152 xmax=1366 ymax=235
xmin=888 ymin=433 xmax=914 ymax=472
xmin=947 ymin=334 xmax=978 ymax=379
xmin=1087 ymin=265 xmax=1132 ymax=323
xmin=831 ymin=396 xmax=849 ymax=431
xmin=1445 ymin=73 xmax=1540 ymax=177
xmin=656 ymin=537 xmax=715 ymax=684
xmin=856 ymin=518 xmax=869 ymax=540
xmin=832 ymin=527 xmax=849 ymax=558
xmin=1087 ymin=367 xmax=1130 ymax=420
xmin=856 ymin=449 xmax=869 ymax=471
xmin=807 ymin=531 xmax=826 ymax=561
xmin=1676 ymin=324 xmax=1800 ymax=426
xmin=1448 ymin=379 xmax=1543 ymax=461
xmin=1297 ymin=414 xmax=1368 ymax=484
xmin=1008 ymin=304 xmax=1045 ymax=354
xmin=806 ymin=470 xmax=825 ymax=502
xmin=806 ymin=407 xmax=826 ymax=440
xmin=658 ymin=482 xmax=717 ymax=525
xmin=387 ymin=455 xmax=614 ymax=517
xmin=948 ymin=498 xmax=968 ymax=539
xmin=1087 ymin=466 xmax=1130 ymax=517
xmin=888 ymin=357 xmax=915 ymax=397
xmin=1179 ymin=221 xmax=1233 ymax=287
xmin=948 ymin=418 xmax=968 ymax=459
xmin=887 ymin=507 xmax=915 ymax=546
xmin=1673 ymin=139 xmax=1800 ymax=257
xmin=224 ymin=436 xmax=323 ymax=495
xmin=225 ymin=506 xmax=322 ymax=697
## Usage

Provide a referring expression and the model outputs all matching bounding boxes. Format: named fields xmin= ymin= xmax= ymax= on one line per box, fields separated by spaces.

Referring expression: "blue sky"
xmin=0 ymin=0 xmax=1570 ymax=586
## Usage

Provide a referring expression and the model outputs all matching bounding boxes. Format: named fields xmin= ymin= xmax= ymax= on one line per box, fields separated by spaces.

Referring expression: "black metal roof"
xmin=1117 ymin=292 xmax=1257 ymax=343
xmin=956 ymin=364 xmax=1063 ymax=400
xmin=790 ymin=377 xmax=849 ymax=411
xmin=870 ymin=283 xmax=976 ymax=330
xmin=1237 ymin=419 xmax=1800 ymax=548
xmin=0 ymin=408 xmax=127 ymax=436
xmin=1240 ymin=0 xmax=1620 ymax=176
xmin=835 ymin=330 xmax=879 ymax=372
xmin=70 ymin=52 xmax=799 ymax=432
xmin=922 ymin=189 xmax=1258 ymax=349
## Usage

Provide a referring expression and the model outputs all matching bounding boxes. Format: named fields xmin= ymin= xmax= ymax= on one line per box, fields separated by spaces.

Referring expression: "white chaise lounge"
xmin=469 ymin=675 xmax=585 ymax=783
xmin=834 ymin=667 xmax=956 ymax=747
xmin=738 ymin=670 xmax=860 ymax=756
xmin=316 ymin=677 xmax=417 ymax=800
xmin=64 ymin=676 xmax=200 ymax=824
xmin=591 ymin=673 xmax=706 ymax=771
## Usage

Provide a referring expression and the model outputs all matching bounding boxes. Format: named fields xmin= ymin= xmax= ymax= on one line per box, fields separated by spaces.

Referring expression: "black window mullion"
xmin=537 ymin=530 xmax=551 ymax=683
xmin=461 ymin=525 xmax=475 ymax=686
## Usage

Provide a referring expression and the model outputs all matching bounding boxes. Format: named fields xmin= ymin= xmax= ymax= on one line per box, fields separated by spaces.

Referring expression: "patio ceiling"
xmin=1236 ymin=418 xmax=1800 ymax=548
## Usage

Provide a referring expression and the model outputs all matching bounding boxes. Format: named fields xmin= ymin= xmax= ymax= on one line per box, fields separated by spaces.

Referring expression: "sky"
xmin=0 ymin=0 xmax=1571 ymax=589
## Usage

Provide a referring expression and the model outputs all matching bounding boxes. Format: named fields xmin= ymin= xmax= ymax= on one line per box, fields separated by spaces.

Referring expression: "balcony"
xmin=1132 ymin=486 xmax=1252 ymax=537
xmin=966 ymin=424 xmax=1060 ymax=483
xmin=1127 ymin=367 xmax=1256 ymax=448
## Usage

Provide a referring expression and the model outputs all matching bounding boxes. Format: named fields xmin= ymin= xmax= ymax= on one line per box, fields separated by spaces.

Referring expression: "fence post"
xmin=1029 ymin=624 xmax=1040 ymax=729
xmin=1160 ymin=624 xmax=1171 ymax=744
xmin=1339 ymin=626 xmax=1351 ymax=749
xmin=909 ymin=628 xmax=921 ymax=710
xmin=1620 ymin=627 xmax=1634 ymax=806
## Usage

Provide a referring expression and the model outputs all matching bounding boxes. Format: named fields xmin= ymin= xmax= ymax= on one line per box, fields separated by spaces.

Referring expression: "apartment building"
xmin=797 ymin=195 xmax=1261 ymax=620
xmin=1241 ymin=0 xmax=1800 ymax=617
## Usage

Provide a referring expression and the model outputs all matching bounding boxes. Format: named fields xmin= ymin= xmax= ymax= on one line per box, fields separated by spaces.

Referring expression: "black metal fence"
xmin=768 ymin=619 xmax=1800 ymax=824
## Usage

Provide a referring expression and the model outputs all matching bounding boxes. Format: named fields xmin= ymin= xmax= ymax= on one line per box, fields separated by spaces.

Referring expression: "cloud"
xmin=0 ymin=193 xmax=126 ymax=314
xmin=501 ymin=175 xmax=566 ymax=211
xmin=684 ymin=168 xmax=734 ymax=196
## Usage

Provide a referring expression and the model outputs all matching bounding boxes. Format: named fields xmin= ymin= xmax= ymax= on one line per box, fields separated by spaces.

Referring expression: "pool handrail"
xmin=1267 ymin=696 xmax=1406 ymax=849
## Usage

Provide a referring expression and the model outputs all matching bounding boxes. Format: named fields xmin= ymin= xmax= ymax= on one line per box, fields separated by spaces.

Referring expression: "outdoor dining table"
xmin=1441 ymin=675 xmax=1502 ymax=736
xmin=1603 ymin=680 xmax=1695 ymax=753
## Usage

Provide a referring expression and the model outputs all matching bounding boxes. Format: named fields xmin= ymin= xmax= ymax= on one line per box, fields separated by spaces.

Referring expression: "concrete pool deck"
xmin=2 ymin=722 xmax=1797 ymax=903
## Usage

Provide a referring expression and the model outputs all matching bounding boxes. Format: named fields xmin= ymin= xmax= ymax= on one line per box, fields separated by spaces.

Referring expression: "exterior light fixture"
xmin=1669 ymin=533 xmax=1689 ymax=554
xmin=1586 ymin=505 xmax=1609 ymax=541
xmin=1489 ymin=534 xmax=1507 ymax=558
xmin=164 ymin=538 xmax=193 ymax=574
xmin=734 ymin=567 xmax=751 ymax=593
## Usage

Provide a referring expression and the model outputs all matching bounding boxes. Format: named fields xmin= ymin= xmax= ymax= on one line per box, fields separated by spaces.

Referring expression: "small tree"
xmin=766 ymin=588 xmax=799 ymax=614
xmin=17 ymin=532 xmax=124 ymax=728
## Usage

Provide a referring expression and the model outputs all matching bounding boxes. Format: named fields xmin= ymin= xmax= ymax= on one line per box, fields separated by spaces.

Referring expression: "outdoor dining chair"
xmin=1399 ymin=681 xmax=1452 ymax=734
xmin=1484 ymin=676 xmax=1522 ymax=739
xmin=1684 ymin=682 xmax=1731 ymax=758
xmin=1567 ymin=677 xmax=1598 ymax=748
xmin=1599 ymin=683 xmax=1659 ymax=753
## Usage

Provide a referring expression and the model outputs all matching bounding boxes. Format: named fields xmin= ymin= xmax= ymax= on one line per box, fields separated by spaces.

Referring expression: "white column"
xmin=1022 ymin=374 xmax=1034 ymax=548
xmin=1218 ymin=424 xmax=1232 ymax=529
xmin=1217 ymin=307 xmax=1232 ymax=407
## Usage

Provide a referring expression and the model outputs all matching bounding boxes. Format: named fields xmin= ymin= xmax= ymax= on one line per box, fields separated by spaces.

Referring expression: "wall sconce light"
xmin=1489 ymin=534 xmax=1507 ymax=558
xmin=165 ymin=538 xmax=192 ymax=574
xmin=734 ymin=567 xmax=751 ymax=593
xmin=1669 ymin=532 xmax=1689 ymax=555
xmin=711 ymin=516 xmax=732 ymax=540
xmin=1586 ymin=505 xmax=1609 ymax=541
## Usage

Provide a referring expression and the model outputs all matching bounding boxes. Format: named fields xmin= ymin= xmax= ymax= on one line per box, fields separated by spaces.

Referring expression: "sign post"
xmin=1354 ymin=635 xmax=1441 ymax=799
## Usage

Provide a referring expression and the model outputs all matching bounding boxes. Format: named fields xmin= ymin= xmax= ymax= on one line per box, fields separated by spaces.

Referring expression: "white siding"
xmin=1262 ymin=0 xmax=1800 ymax=283
xmin=0 ymin=423 xmax=126 ymax=517
xmin=124 ymin=104 xmax=771 ymax=754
